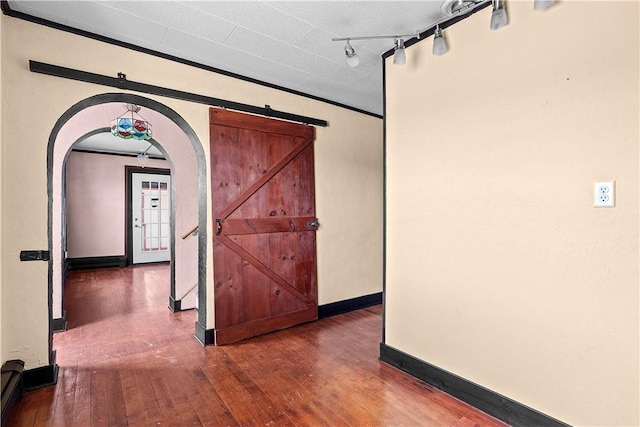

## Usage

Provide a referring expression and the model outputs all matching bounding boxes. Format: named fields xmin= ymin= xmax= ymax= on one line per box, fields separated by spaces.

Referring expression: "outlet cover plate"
xmin=594 ymin=181 xmax=615 ymax=207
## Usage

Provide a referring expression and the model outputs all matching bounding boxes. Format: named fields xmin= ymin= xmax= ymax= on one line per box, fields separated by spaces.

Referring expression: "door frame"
xmin=48 ymin=93 xmax=210 ymax=364
xmin=125 ymin=166 xmax=172 ymax=266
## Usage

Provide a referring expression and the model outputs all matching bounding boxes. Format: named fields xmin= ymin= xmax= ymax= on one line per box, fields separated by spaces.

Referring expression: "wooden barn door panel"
xmin=210 ymin=108 xmax=318 ymax=345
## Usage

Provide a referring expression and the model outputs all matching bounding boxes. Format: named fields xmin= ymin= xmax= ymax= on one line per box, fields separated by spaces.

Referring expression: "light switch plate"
xmin=594 ymin=181 xmax=615 ymax=207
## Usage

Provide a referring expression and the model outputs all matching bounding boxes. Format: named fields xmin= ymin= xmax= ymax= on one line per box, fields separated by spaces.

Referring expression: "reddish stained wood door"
xmin=210 ymin=108 xmax=318 ymax=345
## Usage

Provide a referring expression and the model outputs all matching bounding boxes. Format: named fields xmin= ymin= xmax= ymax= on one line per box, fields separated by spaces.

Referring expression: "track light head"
xmin=393 ymin=38 xmax=406 ymax=65
xmin=533 ymin=0 xmax=554 ymax=11
xmin=490 ymin=0 xmax=508 ymax=30
xmin=344 ymin=40 xmax=360 ymax=67
xmin=432 ymin=26 xmax=447 ymax=56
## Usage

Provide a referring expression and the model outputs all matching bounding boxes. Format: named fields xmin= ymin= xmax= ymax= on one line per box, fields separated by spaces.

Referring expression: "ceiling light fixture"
xmin=333 ymin=33 xmax=418 ymax=67
xmin=533 ymin=0 xmax=554 ymax=11
xmin=344 ymin=40 xmax=360 ymax=67
xmin=444 ymin=0 xmax=487 ymax=15
xmin=490 ymin=0 xmax=508 ymax=30
xmin=111 ymin=104 xmax=152 ymax=141
xmin=332 ymin=0 xmax=485 ymax=64
xmin=432 ymin=25 xmax=448 ymax=56
xmin=137 ymin=144 xmax=152 ymax=167
xmin=393 ymin=38 xmax=406 ymax=65
xmin=335 ymin=0 xmax=555 ymax=65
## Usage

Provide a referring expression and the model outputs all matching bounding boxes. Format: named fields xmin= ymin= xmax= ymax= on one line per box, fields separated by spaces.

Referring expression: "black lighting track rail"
xmin=29 ymin=60 xmax=328 ymax=127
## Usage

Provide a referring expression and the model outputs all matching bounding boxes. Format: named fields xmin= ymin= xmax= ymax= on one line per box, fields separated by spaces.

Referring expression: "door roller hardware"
xmin=20 ymin=250 xmax=50 ymax=261
xmin=216 ymin=219 xmax=223 ymax=236
xmin=307 ymin=221 xmax=319 ymax=228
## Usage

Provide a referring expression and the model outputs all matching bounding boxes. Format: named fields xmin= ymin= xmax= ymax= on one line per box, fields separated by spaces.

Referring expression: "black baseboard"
xmin=67 ymin=255 xmax=127 ymax=270
xmin=22 ymin=351 xmax=58 ymax=391
xmin=168 ymin=296 xmax=181 ymax=312
xmin=318 ymin=292 xmax=382 ymax=318
xmin=192 ymin=293 xmax=382 ymax=345
xmin=194 ymin=321 xmax=215 ymax=346
xmin=169 ymin=297 xmax=197 ymax=313
xmin=52 ymin=311 xmax=67 ymax=333
xmin=379 ymin=344 xmax=569 ymax=427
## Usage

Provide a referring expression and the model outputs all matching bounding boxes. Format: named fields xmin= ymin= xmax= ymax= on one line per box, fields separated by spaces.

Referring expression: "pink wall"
xmin=65 ymin=151 xmax=168 ymax=258
xmin=52 ymin=101 xmax=201 ymax=318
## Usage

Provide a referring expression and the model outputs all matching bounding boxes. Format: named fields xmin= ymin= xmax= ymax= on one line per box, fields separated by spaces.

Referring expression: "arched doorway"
xmin=47 ymin=93 xmax=208 ymax=359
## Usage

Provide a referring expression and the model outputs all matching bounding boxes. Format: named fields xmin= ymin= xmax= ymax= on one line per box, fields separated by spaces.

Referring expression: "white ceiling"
xmin=7 ymin=0 xmax=487 ymax=117
xmin=74 ymin=132 xmax=165 ymax=158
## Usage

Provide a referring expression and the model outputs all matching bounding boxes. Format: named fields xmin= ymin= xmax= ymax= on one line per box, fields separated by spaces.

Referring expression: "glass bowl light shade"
xmin=111 ymin=105 xmax=152 ymax=140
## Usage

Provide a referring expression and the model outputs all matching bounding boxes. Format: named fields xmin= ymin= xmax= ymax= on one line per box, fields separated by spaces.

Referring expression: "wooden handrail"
xmin=181 ymin=225 xmax=198 ymax=240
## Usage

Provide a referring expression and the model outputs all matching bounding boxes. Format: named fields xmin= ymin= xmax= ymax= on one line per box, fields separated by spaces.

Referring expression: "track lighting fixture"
xmin=344 ymin=40 xmax=360 ymax=68
xmin=333 ymin=33 xmax=416 ymax=67
xmin=432 ymin=26 xmax=447 ymax=56
xmin=335 ymin=0 xmax=556 ymax=65
xmin=444 ymin=0 xmax=486 ymax=15
xmin=533 ymin=0 xmax=554 ymax=11
xmin=490 ymin=0 xmax=508 ymax=30
xmin=393 ymin=39 xmax=406 ymax=65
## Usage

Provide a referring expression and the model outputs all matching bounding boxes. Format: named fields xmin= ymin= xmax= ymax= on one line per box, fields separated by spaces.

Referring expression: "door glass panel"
xmin=140 ymin=179 xmax=170 ymax=253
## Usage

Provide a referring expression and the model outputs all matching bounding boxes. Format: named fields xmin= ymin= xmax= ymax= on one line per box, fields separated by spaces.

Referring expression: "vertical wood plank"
xmin=270 ymin=231 xmax=305 ymax=316
xmin=119 ymin=369 xmax=163 ymax=425
xmin=213 ymin=236 xmax=244 ymax=327
xmin=266 ymin=133 xmax=305 ymax=317
xmin=210 ymin=124 xmax=241 ymax=216
xmin=105 ymin=369 xmax=128 ymax=426
xmin=236 ymin=128 xmax=268 ymax=219
xmin=70 ymin=364 xmax=92 ymax=426
xmin=267 ymin=133 xmax=296 ymax=218
xmin=89 ymin=370 xmax=109 ymax=426
xmin=176 ymin=367 xmax=238 ymax=426
xmin=240 ymin=233 xmax=272 ymax=320
xmin=51 ymin=367 xmax=78 ymax=427
xmin=149 ymin=369 xmax=202 ymax=425
xmin=297 ymin=230 xmax=317 ymax=300
xmin=234 ymin=129 xmax=272 ymax=322
xmin=297 ymin=143 xmax=316 ymax=217
xmin=201 ymin=351 xmax=296 ymax=427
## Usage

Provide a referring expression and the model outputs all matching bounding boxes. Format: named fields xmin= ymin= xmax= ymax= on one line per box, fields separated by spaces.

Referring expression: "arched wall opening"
xmin=47 ymin=93 xmax=208 ymax=355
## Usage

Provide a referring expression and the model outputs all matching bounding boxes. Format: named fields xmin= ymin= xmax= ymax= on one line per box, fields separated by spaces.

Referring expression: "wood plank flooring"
xmin=7 ymin=264 xmax=507 ymax=427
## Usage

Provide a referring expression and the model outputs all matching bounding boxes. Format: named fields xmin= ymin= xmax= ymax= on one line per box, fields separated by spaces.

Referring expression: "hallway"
xmin=7 ymin=264 xmax=506 ymax=426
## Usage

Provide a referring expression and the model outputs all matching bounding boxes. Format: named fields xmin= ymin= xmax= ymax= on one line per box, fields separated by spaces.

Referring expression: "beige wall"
xmin=385 ymin=2 xmax=638 ymax=426
xmin=0 ymin=15 xmax=383 ymax=368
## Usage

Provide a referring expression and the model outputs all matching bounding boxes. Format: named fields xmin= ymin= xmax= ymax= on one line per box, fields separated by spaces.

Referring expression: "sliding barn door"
xmin=210 ymin=108 xmax=318 ymax=345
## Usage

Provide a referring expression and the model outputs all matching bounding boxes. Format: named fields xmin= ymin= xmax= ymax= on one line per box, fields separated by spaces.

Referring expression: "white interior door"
xmin=132 ymin=173 xmax=171 ymax=264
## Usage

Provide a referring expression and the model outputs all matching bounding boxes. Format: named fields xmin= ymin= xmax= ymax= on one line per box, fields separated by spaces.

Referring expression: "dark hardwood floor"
xmin=7 ymin=264 xmax=507 ymax=426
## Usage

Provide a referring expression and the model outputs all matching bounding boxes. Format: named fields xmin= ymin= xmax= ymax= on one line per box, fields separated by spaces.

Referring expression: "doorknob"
xmin=134 ymin=224 xmax=142 ymax=228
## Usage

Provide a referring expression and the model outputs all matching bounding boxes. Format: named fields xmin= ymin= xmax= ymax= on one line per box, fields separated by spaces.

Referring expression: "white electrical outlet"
xmin=594 ymin=181 xmax=615 ymax=207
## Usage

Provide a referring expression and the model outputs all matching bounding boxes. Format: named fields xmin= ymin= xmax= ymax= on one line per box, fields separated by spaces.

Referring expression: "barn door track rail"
xmin=29 ymin=60 xmax=328 ymax=127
